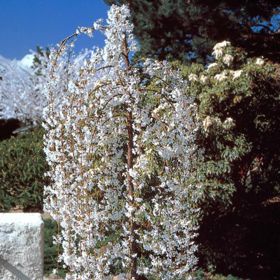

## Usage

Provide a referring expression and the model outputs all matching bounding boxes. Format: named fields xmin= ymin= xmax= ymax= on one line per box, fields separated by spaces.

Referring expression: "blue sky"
xmin=0 ymin=0 xmax=109 ymax=59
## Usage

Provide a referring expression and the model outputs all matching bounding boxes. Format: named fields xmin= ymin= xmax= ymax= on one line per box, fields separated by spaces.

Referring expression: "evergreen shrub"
xmin=0 ymin=127 xmax=48 ymax=211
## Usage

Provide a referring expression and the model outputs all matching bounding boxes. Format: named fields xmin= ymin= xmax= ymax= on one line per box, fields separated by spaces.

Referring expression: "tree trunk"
xmin=122 ymin=34 xmax=139 ymax=280
xmin=127 ymin=110 xmax=138 ymax=279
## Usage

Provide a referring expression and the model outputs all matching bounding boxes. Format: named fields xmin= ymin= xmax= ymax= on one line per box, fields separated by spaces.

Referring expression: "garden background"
xmin=0 ymin=1 xmax=279 ymax=279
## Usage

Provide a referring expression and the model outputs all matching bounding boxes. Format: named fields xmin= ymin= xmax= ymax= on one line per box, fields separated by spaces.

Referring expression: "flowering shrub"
xmin=180 ymin=41 xmax=280 ymax=276
xmin=182 ymin=41 xmax=280 ymax=211
xmin=44 ymin=5 xmax=199 ymax=280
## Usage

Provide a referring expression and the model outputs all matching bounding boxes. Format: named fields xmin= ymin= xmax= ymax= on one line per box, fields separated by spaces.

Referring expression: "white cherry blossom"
xmin=44 ymin=5 xmax=199 ymax=280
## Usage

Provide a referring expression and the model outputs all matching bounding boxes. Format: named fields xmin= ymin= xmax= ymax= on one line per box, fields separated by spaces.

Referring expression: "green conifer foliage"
xmin=104 ymin=1 xmax=280 ymax=62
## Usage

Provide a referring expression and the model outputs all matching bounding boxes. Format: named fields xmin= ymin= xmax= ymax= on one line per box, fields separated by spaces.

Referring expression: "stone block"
xmin=0 ymin=213 xmax=44 ymax=280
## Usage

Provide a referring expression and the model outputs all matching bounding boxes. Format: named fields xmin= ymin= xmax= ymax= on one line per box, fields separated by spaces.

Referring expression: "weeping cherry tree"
xmin=44 ymin=5 xmax=199 ymax=280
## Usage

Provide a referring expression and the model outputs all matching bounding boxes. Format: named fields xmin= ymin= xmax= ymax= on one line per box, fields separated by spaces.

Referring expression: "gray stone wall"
xmin=0 ymin=213 xmax=44 ymax=280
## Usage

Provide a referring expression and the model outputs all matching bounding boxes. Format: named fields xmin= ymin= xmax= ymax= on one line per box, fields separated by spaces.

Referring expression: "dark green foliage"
xmin=44 ymin=219 xmax=59 ymax=275
xmin=104 ymin=0 xmax=280 ymax=63
xmin=33 ymin=46 xmax=50 ymax=76
xmin=193 ymin=269 xmax=243 ymax=280
xmin=44 ymin=219 xmax=67 ymax=277
xmin=198 ymin=204 xmax=280 ymax=279
xmin=194 ymin=62 xmax=280 ymax=215
xmin=0 ymin=127 xmax=48 ymax=211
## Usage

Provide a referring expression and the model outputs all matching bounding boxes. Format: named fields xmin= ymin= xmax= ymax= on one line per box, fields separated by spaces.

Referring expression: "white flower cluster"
xmin=44 ymin=5 xmax=199 ymax=280
xmin=212 ymin=41 xmax=231 ymax=59
xmin=194 ymin=41 xmax=249 ymax=85
xmin=203 ymin=116 xmax=235 ymax=133
xmin=255 ymin=57 xmax=265 ymax=65
xmin=212 ymin=41 xmax=234 ymax=68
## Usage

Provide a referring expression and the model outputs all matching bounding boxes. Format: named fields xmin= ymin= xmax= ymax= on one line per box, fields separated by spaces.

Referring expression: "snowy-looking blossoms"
xmin=0 ymin=48 xmax=85 ymax=124
xmin=44 ymin=5 xmax=199 ymax=280
xmin=0 ymin=55 xmax=45 ymax=123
